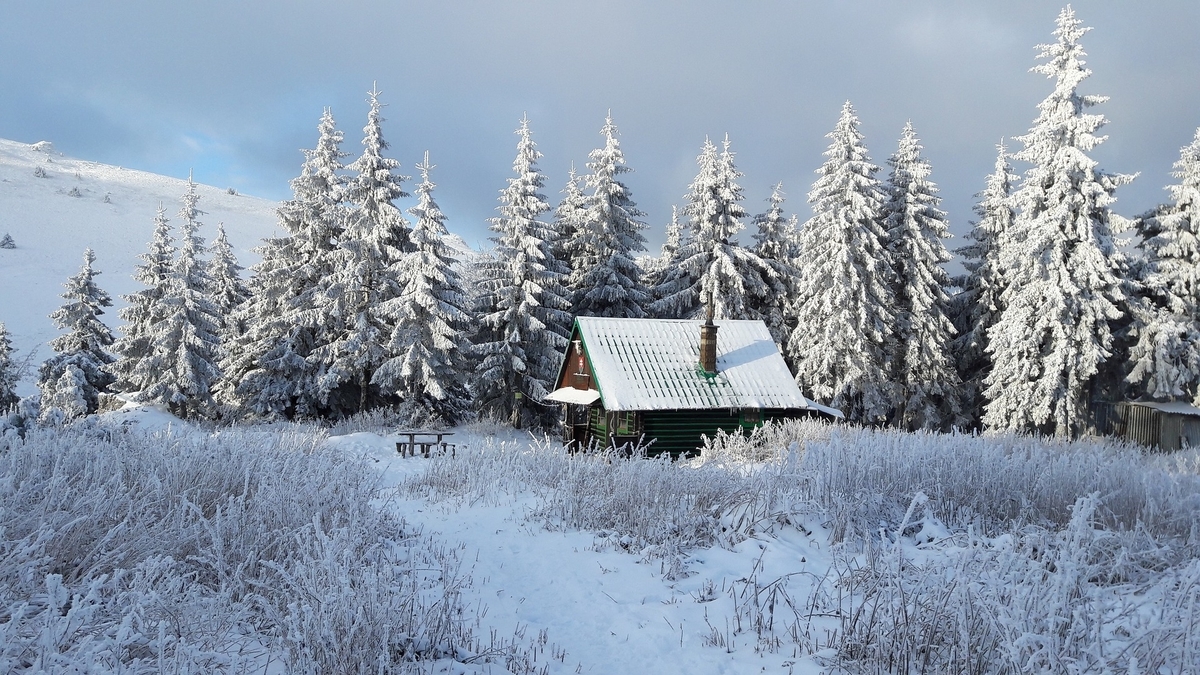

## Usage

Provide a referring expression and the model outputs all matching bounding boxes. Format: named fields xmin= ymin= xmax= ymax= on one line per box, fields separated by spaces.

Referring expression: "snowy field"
xmin=3 ymin=411 xmax=1198 ymax=674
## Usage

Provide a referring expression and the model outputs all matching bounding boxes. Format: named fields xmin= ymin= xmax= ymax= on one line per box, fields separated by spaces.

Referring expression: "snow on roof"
xmin=544 ymin=387 xmax=602 ymax=405
xmin=573 ymin=316 xmax=841 ymax=416
xmin=1129 ymin=401 xmax=1200 ymax=417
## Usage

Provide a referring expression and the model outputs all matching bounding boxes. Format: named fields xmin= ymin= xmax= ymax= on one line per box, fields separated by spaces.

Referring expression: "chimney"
xmin=699 ymin=293 xmax=718 ymax=375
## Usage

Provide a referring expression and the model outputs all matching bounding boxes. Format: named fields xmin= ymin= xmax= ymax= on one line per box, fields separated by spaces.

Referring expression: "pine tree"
xmin=39 ymin=365 xmax=88 ymax=426
xmin=0 ymin=322 xmax=19 ymax=412
xmin=952 ymin=142 xmax=1018 ymax=428
xmin=109 ymin=205 xmax=176 ymax=398
xmin=1127 ymin=127 xmax=1200 ymax=404
xmin=751 ymin=183 xmax=801 ymax=347
xmin=37 ymin=248 xmax=115 ymax=420
xmin=650 ymin=136 xmax=780 ymax=321
xmin=983 ymin=8 xmax=1134 ymax=437
xmin=309 ymin=87 xmax=409 ymax=416
xmin=882 ymin=122 xmax=962 ymax=431
xmin=374 ymin=153 xmax=472 ymax=425
xmin=135 ymin=179 xmax=223 ymax=419
xmin=551 ymin=166 xmax=587 ymax=279
xmin=207 ymin=223 xmax=249 ymax=330
xmin=220 ymin=108 xmax=348 ymax=419
xmin=752 ymin=183 xmax=794 ymax=262
xmin=564 ymin=114 xmax=651 ymax=318
xmin=650 ymin=140 xmax=718 ymax=319
xmin=473 ymin=116 xmax=571 ymax=428
xmin=645 ymin=205 xmax=685 ymax=297
xmin=786 ymin=102 xmax=896 ymax=423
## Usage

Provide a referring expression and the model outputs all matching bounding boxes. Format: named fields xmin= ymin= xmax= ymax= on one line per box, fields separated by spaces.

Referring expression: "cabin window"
xmin=615 ymin=411 xmax=638 ymax=435
xmin=740 ymin=408 xmax=762 ymax=426
xmin=571 ymin=340 xmax=591 ymax=389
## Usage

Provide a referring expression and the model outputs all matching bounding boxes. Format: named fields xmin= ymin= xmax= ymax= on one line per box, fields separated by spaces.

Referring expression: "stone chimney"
xmin=699 ymin=293 xmax=718 ymax=375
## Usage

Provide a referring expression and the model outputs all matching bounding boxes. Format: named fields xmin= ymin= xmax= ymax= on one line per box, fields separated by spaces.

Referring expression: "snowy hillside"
xmin=0 ymin=138 xmax=281 ymax=394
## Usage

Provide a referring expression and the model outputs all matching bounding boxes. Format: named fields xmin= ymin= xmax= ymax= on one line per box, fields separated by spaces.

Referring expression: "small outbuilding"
xmin=544 ymin=315 xmax=842 ymax=455
xmin=1095 ymin=400 xmax=1200 ymax=451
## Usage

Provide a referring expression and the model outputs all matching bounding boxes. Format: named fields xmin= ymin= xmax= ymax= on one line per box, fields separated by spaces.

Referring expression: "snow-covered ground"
xmin=330 ymin=428 xmax=837 ymax=674
xmin=3 ymin=412 xmax=1200 ymax=673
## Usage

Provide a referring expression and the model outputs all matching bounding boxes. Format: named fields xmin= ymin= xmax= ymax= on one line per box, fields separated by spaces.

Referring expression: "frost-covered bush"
xmin=699 ymin=417 xmax=836 ymax=464
xmin=325 ymin=404 xmax=465 ymax=437
xmin=803 ymin=426 xmax=1200 ymax=556
xmin=827 ymin=495 xmax=1200 ymax=674
xmin=0 ymin=425 xmax=534 ymax=673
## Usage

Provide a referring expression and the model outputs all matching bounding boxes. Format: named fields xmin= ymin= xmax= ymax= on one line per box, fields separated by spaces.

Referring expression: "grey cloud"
xmin=2 ymin=0 xmax=1197 ymax=251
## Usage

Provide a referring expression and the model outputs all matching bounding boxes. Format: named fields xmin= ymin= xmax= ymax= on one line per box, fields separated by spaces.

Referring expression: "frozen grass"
xmin=0 ymin=424 xmax=546 ymax=674
xmin=405 ymin=435 xmax=807 ymax=579
xmin=802 ymin=424 xmax=1200 ymax=555
xmin=823 ymin=495 xmax=1200 ymax=674
xmin=9 ymin=416 xmax=1197 ymax=673
xmin=405 ymin=419 xmax=1200 ymax=673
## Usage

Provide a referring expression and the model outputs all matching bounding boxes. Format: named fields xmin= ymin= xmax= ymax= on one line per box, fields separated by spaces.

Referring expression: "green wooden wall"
xmin=635 ymin=409 xmax=817 ymax=457
xmin=577 ymin=405 xmax=823 ymax=457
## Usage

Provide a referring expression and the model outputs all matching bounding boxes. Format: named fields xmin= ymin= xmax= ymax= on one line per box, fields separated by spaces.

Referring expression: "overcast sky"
xmin=2 ymin=1 xmax=1198 ymax=252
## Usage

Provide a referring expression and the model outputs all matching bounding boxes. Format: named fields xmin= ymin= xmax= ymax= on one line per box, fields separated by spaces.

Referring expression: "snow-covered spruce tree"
xmin=882 ymin=122 xmax=962 ymax=431
xmin=564 ymin=114 xmax=651 ymax=318
xmin=219 ymin=108 xmax=348 ymax=419
xmin=786 ymin=102 xmax=897 ymax=423
xmin=309 ymin=87 xmax=409 ymax=416
xmin=134 ymin=179 xmax=224 ymax=419
xmin=650 ymin=136 xmax=781 ymax=321
xmin=37 ymin=248 xmax=115 ymax=421
xmin=645 ymin=205 xmax=685 ymax=299
xmin=952 ymin=142 xmax=1018 ymax=428
xmin=1126 ymin=127 xmax=1200 ymax=404
xmin=109 ymin=205 xmax=176 ymax=399
xmin=473 ymin=116 xmax=571 ymax=428
xmin=751 ymin=183 xmax=801 ymax=347
xmin=983 ymin=8 xmax=1134 ymax=438
xmin=551 ymin=165 xmax=587 ymax=278
xmin=374 ymin=153 xmax=472 ymax=425
xmin=0 ymin=322 xmax=19 ymax=412
xmin=39 ymin=365 xmax=88 ymax=426
xmin=207 ymin=223 xmax=249 ymax=331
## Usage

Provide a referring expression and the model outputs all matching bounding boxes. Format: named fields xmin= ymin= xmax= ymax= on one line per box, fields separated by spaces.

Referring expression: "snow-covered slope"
xmin=0 ymin=138 xmax=281 ymax=394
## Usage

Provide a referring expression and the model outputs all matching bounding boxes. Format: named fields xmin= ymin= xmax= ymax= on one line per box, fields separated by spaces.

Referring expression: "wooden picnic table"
xmin=395 ymin=430 xmax=456 ymax=457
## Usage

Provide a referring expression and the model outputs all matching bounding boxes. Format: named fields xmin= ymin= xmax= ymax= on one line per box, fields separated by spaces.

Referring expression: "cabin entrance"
xmin=563 ymin=403 xmax=592 ymax=452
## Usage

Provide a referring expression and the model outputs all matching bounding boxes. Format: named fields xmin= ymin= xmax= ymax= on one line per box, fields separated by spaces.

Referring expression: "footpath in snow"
xmin=329 ymin=430 xmax=838 ymax=675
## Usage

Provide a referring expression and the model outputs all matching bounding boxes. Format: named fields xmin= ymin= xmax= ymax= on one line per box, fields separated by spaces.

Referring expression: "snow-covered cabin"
xmin=544 ymin=316 xmax=842 ymax=455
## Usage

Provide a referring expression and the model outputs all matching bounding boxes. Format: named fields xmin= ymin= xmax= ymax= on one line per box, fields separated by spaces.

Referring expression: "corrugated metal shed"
xmin=1092 ymin=400 xmax=1200 ymax=451
xmin=572 ymin=316 xmax=841 ymax=417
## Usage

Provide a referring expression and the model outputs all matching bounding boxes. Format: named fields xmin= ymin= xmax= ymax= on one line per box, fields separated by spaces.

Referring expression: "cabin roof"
xmin=1127 ymin=401 xmax=1200 ymax=417
xmin=557 ymin=316 xmax=841 ymax=416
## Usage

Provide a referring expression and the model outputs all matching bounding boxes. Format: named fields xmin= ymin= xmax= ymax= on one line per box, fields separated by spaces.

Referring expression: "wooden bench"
xmin=395 ymin=430 xmax=456 ymax=458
